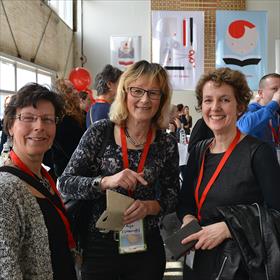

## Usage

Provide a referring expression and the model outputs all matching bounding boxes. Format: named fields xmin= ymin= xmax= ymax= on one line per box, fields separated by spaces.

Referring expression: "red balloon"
xmin=69 ymin=67 xmax=92 ymax=91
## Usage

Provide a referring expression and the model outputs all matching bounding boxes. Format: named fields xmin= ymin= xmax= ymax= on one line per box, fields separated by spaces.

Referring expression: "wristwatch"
xmin=93 ymin=175 xmax=103 ymax=188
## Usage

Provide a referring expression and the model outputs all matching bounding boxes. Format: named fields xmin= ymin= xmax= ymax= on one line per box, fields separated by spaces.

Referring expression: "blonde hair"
xmin=109 ymin=60 xmax=172 ymax=128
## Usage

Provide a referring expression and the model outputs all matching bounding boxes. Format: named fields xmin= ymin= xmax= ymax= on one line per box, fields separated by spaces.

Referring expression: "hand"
xmin=123 ymin=200 xmax=149 ymax=224
xmin=100 ymin=169 xmax=147 ymax=191
xmin=182 ymin=214 xmax=197 ymax=228
xmin=272 ymin=88 xmax=280 ymax=104
xmin=181 ymin=222 xmax=231 ymax=250
xmin=123 ymin=200 xmax=160 ymax=225
xmin=169 ymin=123 xmax=176 ymax=132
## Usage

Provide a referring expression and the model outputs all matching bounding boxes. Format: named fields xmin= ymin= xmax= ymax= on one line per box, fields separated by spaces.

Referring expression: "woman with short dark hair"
xmin=86 ymin=64 xmax=122 ymax=127
xmin=0 ymin=83 xmax=77 ymax=280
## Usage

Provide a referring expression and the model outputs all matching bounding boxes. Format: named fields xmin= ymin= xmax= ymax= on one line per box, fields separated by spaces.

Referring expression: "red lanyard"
xmin=194 ymin=129 xmax=241 ymax=221
xmin=120 ymin=127 xmax=153 ymax=196
xmin=9 ymin=150 xmax=76 ymax=249
xmin=95 ymin=98 xmax=109 ymax=103
xmin=269 ymin=119 xmax=280 ymax=145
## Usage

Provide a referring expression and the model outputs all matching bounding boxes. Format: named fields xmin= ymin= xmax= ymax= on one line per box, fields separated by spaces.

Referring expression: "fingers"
xmin=123 ymin=200 xmax=148 ymax=224
xmin=181 ymin=222 xmax=231 ymax=251
xmin=104 ymin=169 xmax=148 ymax=190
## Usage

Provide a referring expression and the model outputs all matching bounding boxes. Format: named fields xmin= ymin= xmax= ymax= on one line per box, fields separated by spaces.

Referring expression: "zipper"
xmin=253 ymin=203 xmax=270 ymax=280
xmin=215 ymin=256 xmax=228 ymax=280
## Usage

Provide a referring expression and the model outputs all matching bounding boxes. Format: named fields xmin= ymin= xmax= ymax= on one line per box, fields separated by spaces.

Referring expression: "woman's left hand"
xmin=123 ymin=200 xmax=160 ymax=225
xmin=181 ymin=222 xmax=231 ymax=250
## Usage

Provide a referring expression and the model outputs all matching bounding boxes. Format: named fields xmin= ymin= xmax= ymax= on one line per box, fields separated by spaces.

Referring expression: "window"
xmin=47 ymin=0 xmax=73 ymax=29
xmin=0 ymin=53 xmax=56 ymax=119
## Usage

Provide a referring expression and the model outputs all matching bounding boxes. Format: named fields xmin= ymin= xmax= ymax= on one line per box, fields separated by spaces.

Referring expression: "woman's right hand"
xmin=100 ymin=168 xmax=148 ymax=191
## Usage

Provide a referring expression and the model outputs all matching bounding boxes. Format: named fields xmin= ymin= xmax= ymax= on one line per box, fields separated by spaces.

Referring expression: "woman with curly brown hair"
xmin=44 ymin=79 xmax=86 ymax=177
xmin=177 ymin=67 xmax=280 ymax=280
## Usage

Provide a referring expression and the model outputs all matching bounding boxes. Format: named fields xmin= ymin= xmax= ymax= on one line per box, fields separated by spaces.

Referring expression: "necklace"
xmin=124 ymin=127 xmax=146 ymax=148
xmin=34 ymin=174 xmax=51 ymax=192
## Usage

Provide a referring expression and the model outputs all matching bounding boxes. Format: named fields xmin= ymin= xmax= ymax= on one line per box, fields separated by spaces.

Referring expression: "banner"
xmin=110 ymin=36 xmax=141 ymax=71
xmin=216 ymin=11 xmax=267 ymax=90
xmin=152 ymin=11 xmax=204 ymax=90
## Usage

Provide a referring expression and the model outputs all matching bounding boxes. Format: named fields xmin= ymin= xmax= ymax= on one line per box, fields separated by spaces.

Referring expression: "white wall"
xmin=77 ymin=0 xmax=280 ymax=125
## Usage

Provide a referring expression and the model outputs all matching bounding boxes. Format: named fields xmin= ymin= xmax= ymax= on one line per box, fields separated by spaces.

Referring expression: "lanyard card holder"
xmin=119 ymin=219 xmax=147 ymax=254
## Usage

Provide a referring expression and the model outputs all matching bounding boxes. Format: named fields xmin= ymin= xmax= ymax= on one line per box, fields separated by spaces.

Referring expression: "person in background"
xmin=168 ymin=104 xmax=181 ymax=141
xmin=58 ymin=60 xmax=180 ymax=280
xmin=183 ymin=105 xmax=192 ymax=134
xmin=44 ymin=79 xmax=86 ymax=178
xmin=0 ymin=95 xmax=13 ymax=153
xmin=0 ymin=83 xmax=77 ymax=280
xmin=177 ymin=103 xmax=187 ymax=126
xmin=86 ymin=64 xmax=122 ymax=127
xmin=78 ymin=91 xmax=92 ymax=113
xmin=237 ymin=73 xmax=280 ymax=148
xmin=178 ymin=68 xmax=280 ymax=280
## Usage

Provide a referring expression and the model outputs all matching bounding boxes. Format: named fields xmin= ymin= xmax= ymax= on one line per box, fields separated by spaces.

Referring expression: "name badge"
xmin=119 ymin=219 xmax=147 ymax=254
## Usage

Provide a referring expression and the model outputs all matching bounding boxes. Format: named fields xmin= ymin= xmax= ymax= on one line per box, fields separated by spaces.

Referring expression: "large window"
xmin=47 ymin=0 xmax=73 ymax=29
xmin=0 ymin=53 xmax=56 ymax=119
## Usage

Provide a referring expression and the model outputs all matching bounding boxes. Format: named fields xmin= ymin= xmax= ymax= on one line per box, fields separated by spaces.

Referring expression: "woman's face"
xmin=126 ymin=76 xmax=161 ymax=124
xmin=9 ymin=100 xmax=56 ymax=162
xmin=202 ymin=81 xmax=240 ymax=135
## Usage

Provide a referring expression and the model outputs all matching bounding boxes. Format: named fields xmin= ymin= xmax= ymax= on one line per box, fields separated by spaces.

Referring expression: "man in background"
xmin=237 ymin=73 xmax=280 ymax=148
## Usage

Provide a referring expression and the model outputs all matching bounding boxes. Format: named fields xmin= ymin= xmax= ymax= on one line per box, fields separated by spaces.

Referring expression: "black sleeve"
xmin=189 ymin=116 xmax=192 ymax=129
xmin=177 ymin=149 xmax=198 ymax=221
xmin=188 ymin=118 xmax=213 ymax=153
xmin=252 ymin=144 xmax=280 ymax=211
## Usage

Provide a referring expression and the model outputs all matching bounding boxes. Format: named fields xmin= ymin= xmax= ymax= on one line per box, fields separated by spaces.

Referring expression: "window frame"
xmin=0 ymin=52 xmax=56 ymax=118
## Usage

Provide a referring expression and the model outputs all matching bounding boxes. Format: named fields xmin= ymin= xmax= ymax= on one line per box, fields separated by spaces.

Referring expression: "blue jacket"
xmin=237 ymin=101 xmax=280 ymax=147
xmin=86 ymin=102 xmax=111 ymax=128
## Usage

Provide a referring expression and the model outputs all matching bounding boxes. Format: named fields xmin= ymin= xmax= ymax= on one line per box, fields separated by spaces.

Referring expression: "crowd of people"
xmin=0 ymin=61 xmax=279 ymax=280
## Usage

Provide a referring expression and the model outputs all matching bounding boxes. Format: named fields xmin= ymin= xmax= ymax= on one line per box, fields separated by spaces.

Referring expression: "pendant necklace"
xmin=124 ymin=127 xmax=146 ymax=148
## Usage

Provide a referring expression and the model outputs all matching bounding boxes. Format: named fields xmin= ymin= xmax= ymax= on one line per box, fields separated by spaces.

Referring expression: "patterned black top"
xmin=58 ymin=119 xmax=180 ymax=234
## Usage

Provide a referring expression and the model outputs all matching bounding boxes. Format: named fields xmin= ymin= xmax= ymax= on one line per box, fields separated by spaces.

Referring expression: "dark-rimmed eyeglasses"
xmin=128 ymin=87 xmax=162 ymax=100
xmin=14 ymin=113 xmax=59 ymax=125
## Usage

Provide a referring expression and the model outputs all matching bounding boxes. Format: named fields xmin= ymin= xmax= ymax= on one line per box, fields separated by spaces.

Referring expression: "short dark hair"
xmin=177 ymin=104 xmax=184 ymax=111
xmin=195 ymin=67 xmax=253 ymax=116
xmin=259 ymin=73 xmax=280 ymax=88
xmin=4 ymin=83 xmax=64 ymax=136
xmin=94 ymin=64 xmax=123 ymax=95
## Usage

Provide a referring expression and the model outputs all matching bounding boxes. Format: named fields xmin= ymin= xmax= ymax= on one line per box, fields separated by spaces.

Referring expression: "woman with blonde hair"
xmin=59 ymin=60 xmax=180 ymax=280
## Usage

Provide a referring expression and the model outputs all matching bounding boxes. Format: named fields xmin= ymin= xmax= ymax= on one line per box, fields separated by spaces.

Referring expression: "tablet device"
xmin=164 ymin=219 xmax=202 ymax=260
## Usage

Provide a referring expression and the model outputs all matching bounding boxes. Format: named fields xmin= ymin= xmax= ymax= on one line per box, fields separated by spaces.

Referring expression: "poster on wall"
xmin=110 ymin=36 xmax=141 ymax=71
xmin=216 ymin=11 xmax=267 ymax=90
xmin=152 ymin=11 xmax=204 ymax=90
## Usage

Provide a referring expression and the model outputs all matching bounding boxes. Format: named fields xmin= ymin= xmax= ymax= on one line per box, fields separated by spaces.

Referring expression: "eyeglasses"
xmin=14 ymin=113 xmax=59 ymax=125
xmin=128 ymin=87 xmax=162 ymax=100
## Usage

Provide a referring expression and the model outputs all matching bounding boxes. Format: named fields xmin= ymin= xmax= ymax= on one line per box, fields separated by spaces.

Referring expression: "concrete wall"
xmin=0 ymin=0 xmax=74 ymax=76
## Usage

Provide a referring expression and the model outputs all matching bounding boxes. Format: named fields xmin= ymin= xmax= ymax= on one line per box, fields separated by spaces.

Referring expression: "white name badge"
xmin=118 ymin=219 xmax=147 ymax=254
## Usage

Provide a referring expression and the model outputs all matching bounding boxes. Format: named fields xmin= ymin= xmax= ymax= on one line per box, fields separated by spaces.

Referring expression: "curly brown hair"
xmin=55 ymin=79 xmax=84 ymax=127
xmin=195 ymin=67 xmax=253 ymax=116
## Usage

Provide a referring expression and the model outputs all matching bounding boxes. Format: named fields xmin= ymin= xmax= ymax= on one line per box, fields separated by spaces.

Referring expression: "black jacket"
xmin=216 ymin=204 xmax=280 ymax=280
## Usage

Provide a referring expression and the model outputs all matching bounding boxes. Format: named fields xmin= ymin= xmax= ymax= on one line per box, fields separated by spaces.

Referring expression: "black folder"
xmin=164 ymin=219 xmax=202 ymax=260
